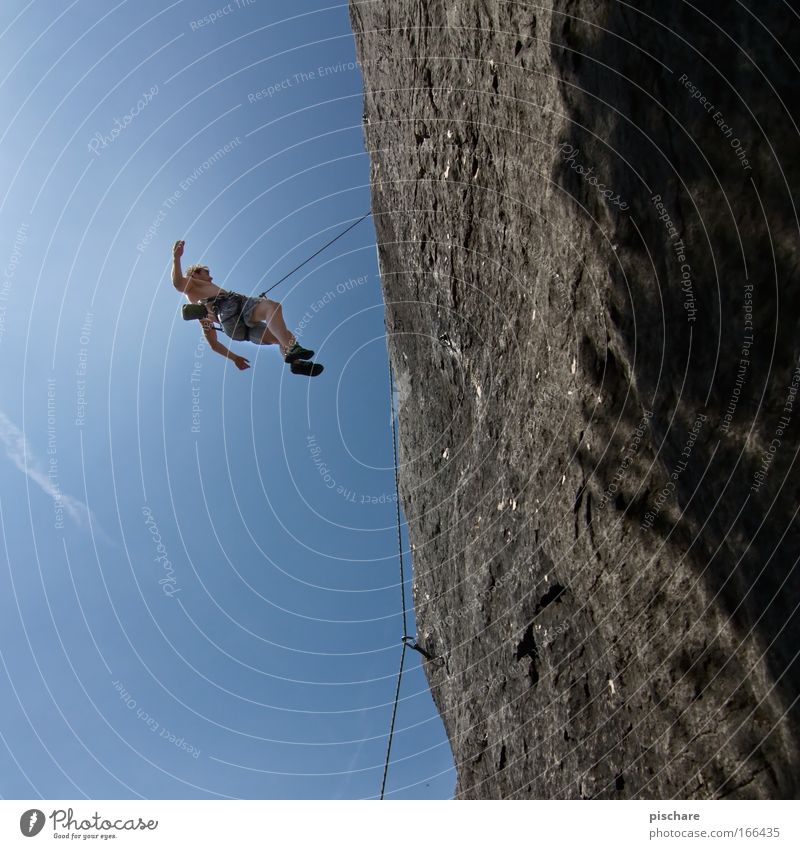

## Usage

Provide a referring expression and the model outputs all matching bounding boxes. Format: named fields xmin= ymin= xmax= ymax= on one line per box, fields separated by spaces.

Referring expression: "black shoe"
xmin=284 ymin=342 xmax=315 ymax=363
xmin=290 ymin=360 xmax=324 ymax=377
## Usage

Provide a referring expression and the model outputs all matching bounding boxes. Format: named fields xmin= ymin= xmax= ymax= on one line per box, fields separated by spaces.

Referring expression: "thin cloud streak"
xmin=0 ymin=408 xmax=95 ymax=527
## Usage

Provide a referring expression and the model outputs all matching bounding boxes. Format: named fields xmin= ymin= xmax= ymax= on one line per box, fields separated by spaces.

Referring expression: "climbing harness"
xmin=202 ymin=291 xmax=252 ymax=340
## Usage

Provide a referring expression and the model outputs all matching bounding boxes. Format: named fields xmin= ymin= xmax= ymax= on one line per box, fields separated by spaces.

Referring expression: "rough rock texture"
xmin=349 ymin=1 xmax=799 ymax=798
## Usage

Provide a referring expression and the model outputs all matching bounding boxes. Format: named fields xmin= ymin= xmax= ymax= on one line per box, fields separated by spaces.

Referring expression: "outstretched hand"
xmin=233 ymin=356 xmax=250 ymax=371
xmin=173 ymin=240 xmax=185 ymax=259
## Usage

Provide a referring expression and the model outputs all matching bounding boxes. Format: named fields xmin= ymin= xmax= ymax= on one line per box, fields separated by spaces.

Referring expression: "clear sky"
xmin=0 ymin=0 xmax=455 ymax=799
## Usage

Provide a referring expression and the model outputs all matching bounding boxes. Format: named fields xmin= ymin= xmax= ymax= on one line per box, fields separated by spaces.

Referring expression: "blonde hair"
xmin=185 ymin=263 xmax=209 ymax=278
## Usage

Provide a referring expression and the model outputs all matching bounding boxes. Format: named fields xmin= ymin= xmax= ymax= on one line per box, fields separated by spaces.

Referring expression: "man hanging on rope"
xmin=171 ymin=239 xmax=323 ymax=377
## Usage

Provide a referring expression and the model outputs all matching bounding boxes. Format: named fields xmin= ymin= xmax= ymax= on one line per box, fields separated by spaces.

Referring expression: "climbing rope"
xmin=198 ymin=212 xmax=370 ymax=332
xmin=252 ymin=213 xmax=421 ymax=796
xmin=380 ymin=356 xmax=409 ymax=800
xmin=259 ymin=211 xmax=371 ymax=296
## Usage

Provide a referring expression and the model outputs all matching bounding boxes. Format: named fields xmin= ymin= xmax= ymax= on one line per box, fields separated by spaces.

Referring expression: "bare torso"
xmin=183 ymin=277 xmax=226 ymax=303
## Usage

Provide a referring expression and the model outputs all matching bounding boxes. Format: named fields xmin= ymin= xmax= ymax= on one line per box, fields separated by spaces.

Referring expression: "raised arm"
xmin=200 ymin=317 xmax=250 ymax=371
xmin=172 ymin=240 xmax=186 ymax=291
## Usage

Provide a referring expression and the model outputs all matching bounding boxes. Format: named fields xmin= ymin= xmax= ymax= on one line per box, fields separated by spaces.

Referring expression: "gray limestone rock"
xmin=350 ymin=0 xmax=799 ymax=798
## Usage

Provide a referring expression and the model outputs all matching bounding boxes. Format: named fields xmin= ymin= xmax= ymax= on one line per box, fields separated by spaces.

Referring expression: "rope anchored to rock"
xmin=379 ymin=354 xmax=436 ymax=799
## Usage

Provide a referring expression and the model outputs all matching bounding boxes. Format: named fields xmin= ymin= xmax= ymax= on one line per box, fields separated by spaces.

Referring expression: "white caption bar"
xmin=1 ymin=800 xmax=797 ymax=847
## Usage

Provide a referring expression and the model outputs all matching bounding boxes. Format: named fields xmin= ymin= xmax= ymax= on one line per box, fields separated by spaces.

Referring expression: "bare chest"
xmin=186 ymin=279 xmax=224 ymax=302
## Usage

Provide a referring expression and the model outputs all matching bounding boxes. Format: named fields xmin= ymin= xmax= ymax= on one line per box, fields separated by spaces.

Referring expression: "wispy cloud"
xmin=0 ymin=408 xmax=96 ymax=528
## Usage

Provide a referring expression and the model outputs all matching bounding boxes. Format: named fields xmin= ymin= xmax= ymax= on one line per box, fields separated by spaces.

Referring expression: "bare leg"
xmin=256 ymin=326 xmax=280 ymax=348
xmin=248 ymin=298 xmax=294 ymax=354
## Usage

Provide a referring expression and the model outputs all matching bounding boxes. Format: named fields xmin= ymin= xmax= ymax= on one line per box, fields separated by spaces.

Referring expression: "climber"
xmin=171 ymin=239 xmax=323 ymax=377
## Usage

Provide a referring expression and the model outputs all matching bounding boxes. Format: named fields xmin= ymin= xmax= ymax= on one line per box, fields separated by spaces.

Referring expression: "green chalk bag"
xmin=182 ymin=303 xmax=208 ymax=321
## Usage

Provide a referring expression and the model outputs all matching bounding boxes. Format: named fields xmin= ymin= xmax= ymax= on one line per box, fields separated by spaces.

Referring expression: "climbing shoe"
xmin=290 ymin=360 xmax=324 ymax=377
xmin=284 ymin=342 xmax=315 ymax=363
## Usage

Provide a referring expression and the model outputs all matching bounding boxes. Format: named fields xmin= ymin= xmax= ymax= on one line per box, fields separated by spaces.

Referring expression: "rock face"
xmin=349 ymin=1 xmax=799 ymax=798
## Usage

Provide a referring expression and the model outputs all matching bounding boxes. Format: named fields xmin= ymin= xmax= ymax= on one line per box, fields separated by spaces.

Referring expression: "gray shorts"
xmin=216 ymin=294 xmax=273 ymax=345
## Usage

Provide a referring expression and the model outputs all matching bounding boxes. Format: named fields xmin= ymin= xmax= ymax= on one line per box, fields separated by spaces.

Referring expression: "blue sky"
xmin=0 ymin=0 xmax=454 ymax=799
